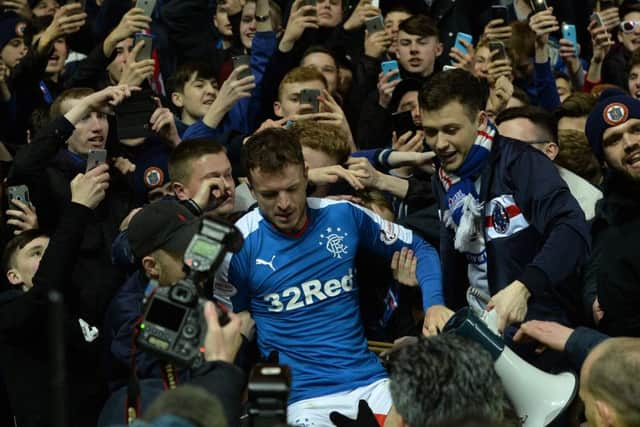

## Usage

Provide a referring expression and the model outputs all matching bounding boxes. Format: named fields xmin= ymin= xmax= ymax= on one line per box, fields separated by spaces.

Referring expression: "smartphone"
xmin=490 ymin=5 xmax=509 ymax=23
xmin=562 ymin=23 xmax=578 ymax=49
xmin=232 ymin=55 xmax=252 ymax=80
xmin=86 ymin=149 xmax=107 ymax=172
xmin=135 ymin=0 xmax=156 ymax=16
xmin=381 ymin=60 xmax=401 ymax=82
xmin=300 ymin=89 xmax=320 ymax=113
xmin=115 ymin=89 xmax=156 ymax=139
xmin=591 ymin=12 xmax=605 ymax=27
xmin=7 ymin=185 xmax=31 ymax=208
xmin=528 ymin=0 xmax=548 ymax=13
xmin=453 ymin=32 xmax=473 ymax=56
xmin=301 ymin=0 xmax=317 ymax=16
xmin=134 ymin=33 xmax=154 ymax=62
xmin=392 ymin=110 xmax=417 ymax=138
xmin=489 ymin=41 xmax=507 ymax=60
xmin=365 ymin=15 xmax=384 ymax=34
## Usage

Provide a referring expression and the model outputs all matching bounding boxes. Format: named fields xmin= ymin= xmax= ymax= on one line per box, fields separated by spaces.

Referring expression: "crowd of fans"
xmin=0 ymin=0 xmax=639 ymax=426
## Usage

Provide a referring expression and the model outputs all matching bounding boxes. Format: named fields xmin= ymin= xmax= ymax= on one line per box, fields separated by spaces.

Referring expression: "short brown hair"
xmin=556 ymin=130 xmax=602 ymax=185
xmin=586 ymin=338 xmax=640 ymax=427
xmin=50 ymin=87 xmax=94 ymax=120
xmin=2 ymin=230 xmax=47 ymax=274
xmin=168 ymin=138 xmax=226 ymax=184
xmin=290 ymin=121 xmax=351 ymax=165
xmin=398 ymin=15 xmax=438 ymax=39
xmin=243 ymin=128 xmax=304 ymax=180
xmin=554 ymin=92 xmax=597 ymax=123
xmin=420 ymin=69 xmax=489 ymax=119
xmin=167 ymin=62 xmax=217 ymax=96
xmin=278 ymin=66 xmax=327 ymax=100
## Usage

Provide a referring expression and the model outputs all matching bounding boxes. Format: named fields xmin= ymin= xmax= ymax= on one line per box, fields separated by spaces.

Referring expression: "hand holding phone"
xmin=7 ymin=185 xmax=31 ymax=209
xmin=561 ymin=23 xmax=578 ymax=49
xmin=489 ymin=41 xmax=508 ymax=61
xmin=392 ymin=110 xmax=417 ymax=139
xmin=365 ymin=15 xmax=384 ymax=34
xmin=133 ymin=33 xmax=154 ymax=62
xmin=135 ymin=0 xmax=156 ymax=16
xmin=381 ymin=60 xmax=401 ymax=82
xmin=300 ymin=89 xmax=320 ymax=113
xmin=86 ymin=149 xmax=107 ymax=172
xmin=301 ymin=0 xmax=317 ymax=16
xmin=491 ymin=5 xmax=509 ymax=24
xmin=529 ymin=0 xmax=548 ymax=13
xmin=232 ymin=55 xmax=252 ymax=80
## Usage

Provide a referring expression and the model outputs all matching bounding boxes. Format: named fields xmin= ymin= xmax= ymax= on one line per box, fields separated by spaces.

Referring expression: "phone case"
xmin=8 ymin=185 xmax=30 ymax=207
xmin=489 ymin=41 xmax=507 ymax=60
xmin=115 ymin=90 xmax=156 ymax=139
xmin=135 ymin=0 xmax=156 ymax=16
xmin=232 ymin=55 xmax=252 ymax=80
xmin=453 ymin=32 xmax=473 ymax=56
xmin=365 ymin=16 xmax=384 ymax=34
xmin=134 ymin=34 xmax=153 ymax=62
xmin=491 ymin=5 xmax=508 ymax=23
xmin=86 ymin=149 xmax=107 ymax=172
xmin=392 ymin=111 xmax=417 ymax=137
xmin=300 ymin=89 xmax=320 ymax=113
xmin=381 ymin=60 xmax=401 ymax=82
xmin=301 ymin=0 xmax=317 ymax=16
xmin=562 ymin=24 xmax=578 ymax=48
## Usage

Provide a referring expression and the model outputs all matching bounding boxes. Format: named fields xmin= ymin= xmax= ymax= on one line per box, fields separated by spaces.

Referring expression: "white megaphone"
xmin=443 ymin=308 xmax=577 ymax=427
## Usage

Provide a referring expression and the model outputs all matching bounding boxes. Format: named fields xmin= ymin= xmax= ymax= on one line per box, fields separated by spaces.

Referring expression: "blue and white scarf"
xmin=438 ymin=123 xmax=496 ymax=252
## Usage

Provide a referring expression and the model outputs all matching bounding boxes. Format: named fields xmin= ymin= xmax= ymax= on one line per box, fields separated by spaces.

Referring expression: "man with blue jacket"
xmin=422 ymin=69 xmax=590 ymax=367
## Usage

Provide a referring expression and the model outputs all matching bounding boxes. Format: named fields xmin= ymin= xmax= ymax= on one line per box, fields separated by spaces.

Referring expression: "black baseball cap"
xmin=389 ymin=78 xmax=422 ymax=113
xmin=128 ymin=200 xmax=200 ymax=259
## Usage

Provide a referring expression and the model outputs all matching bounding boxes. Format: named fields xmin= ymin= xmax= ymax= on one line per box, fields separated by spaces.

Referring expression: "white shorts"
xmin=287 ymin=378 xmax=392 ymax=427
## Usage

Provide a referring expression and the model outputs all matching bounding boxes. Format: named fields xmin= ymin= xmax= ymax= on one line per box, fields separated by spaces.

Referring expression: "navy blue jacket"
xmin=433 ymin=135 xmax=590 ymax=327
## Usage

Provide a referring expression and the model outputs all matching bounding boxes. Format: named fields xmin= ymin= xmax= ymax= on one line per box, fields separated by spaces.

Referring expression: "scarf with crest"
xmin=438 ymin=123 xmax=496 ymax=252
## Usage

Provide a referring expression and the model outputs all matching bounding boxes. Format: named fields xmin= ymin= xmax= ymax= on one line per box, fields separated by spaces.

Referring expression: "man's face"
xmin=384 ymin=11 xmax=412 ymax=54
xmin=628 ymin=64 xmax=640 ymax=99
xmin=61 ymin=97 xmax=109 ymax=155
xmin=107 ymin=38 xmax=133 ymax=83
xmin=473 ymin=46 xmax=490 ymax=80
xmin=240 ymin=1 xmax=257 ymax=50
xmin=1 ymin=37 xmax=27 ymax=69
xmin=6 ymin=236 xmax=50 ymax=291
xmin=46 ymin=37 xmax=68 ymax=75
xmin=602 ymin=118 xmax=640 ymax=181
xmin=396 ymin=90 xmax=421 ymax=126
xmin=317 ymin=0 xmax=342 ymax=28
xmin=556 ymin=77 xmax=572 ymax=103
xmin=172 ymin=72 xmax=218 ymax=125
xmin=422 ymin=101 xmax=485 ymax=173
xmin=32 ymin=0 xmax=59 ymax=17
xmin=396 ymin=32 xmax=442 ymax=77
xmin=250 ymin=163 xmax=308 ymax=233
xmin=175 ymin=152 xmax=236 ymax=216
xmin=214 ymin=5 xmax=233 ymax=38
xmin=498 ymin=117 xmax=556 ymax=160
xmin=301 ymin=52 xmax=338 ymax=94
xmin=274 ymin=79 xmax=327 ymax=117
xmin=619 ymin=12 xmax=640 ymax=53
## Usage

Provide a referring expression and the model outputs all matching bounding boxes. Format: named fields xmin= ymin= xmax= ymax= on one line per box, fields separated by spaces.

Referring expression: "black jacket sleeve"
xmin=64 ymin=42 xmax=115 ymax=90
xmin=564 ymin=326 xmax=608 ymax=371
xmin=509 ymin=149 xmax=591 ymax=297
xmin=355 ymin=90 xmax=391 ymax=149
xmin=8 ymin=117 xmax=75 ymax=184
xmin=0 ymin=202 xmax=92 ymax=336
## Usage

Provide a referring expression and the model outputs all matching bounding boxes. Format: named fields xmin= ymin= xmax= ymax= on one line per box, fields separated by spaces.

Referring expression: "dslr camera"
xmin=137 ymin=218 xmax=243 ymax=368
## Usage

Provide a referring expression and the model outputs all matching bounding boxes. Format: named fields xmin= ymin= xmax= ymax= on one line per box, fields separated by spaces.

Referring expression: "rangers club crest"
xmin=319 ymin=227 xmax=349 ymax=259
xmin=491 ymin=203 xmax=510 ymax=234
xmin=143 ymin=166 xmax=164 ymax=188
xmin=603 ymin=103 xmax=629 ymax=126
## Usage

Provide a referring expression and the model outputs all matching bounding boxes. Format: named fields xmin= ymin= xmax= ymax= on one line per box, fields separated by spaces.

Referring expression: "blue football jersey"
xmin=215 ymin=198 xmax=442 ymax=403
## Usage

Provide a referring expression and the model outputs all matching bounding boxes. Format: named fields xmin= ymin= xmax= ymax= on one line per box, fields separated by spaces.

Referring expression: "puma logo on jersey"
xmin=256 ymin=255 xmax=276 ymax=271
xmin=263 ymin=270 xmax=354 ymax=312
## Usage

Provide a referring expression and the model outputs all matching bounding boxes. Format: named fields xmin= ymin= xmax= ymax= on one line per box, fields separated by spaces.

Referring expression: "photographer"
xmin=0 ymin=165 xmax=112 ymax=427
xmin=102 ymin=199 xmax=252 ymax=425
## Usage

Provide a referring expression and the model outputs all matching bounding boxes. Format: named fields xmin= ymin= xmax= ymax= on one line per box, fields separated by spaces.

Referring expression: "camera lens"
xmin=183 ymin=323 xmax=199 ymax=339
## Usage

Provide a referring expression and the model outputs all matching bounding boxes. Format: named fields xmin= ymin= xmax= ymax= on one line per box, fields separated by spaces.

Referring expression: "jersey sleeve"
xmin=214 ymin=251 xmax=250 ymax=312
xmin=350 ymin=203 xmax=444 ymax=309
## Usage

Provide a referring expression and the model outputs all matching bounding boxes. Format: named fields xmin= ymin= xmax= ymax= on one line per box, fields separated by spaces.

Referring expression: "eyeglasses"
xmin=620 ymin=20 xmax=640 ymax=33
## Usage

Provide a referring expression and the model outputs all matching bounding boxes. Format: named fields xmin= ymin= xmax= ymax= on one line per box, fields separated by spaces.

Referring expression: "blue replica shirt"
xmin=216 ymin=198 xmax=442 ymax=404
